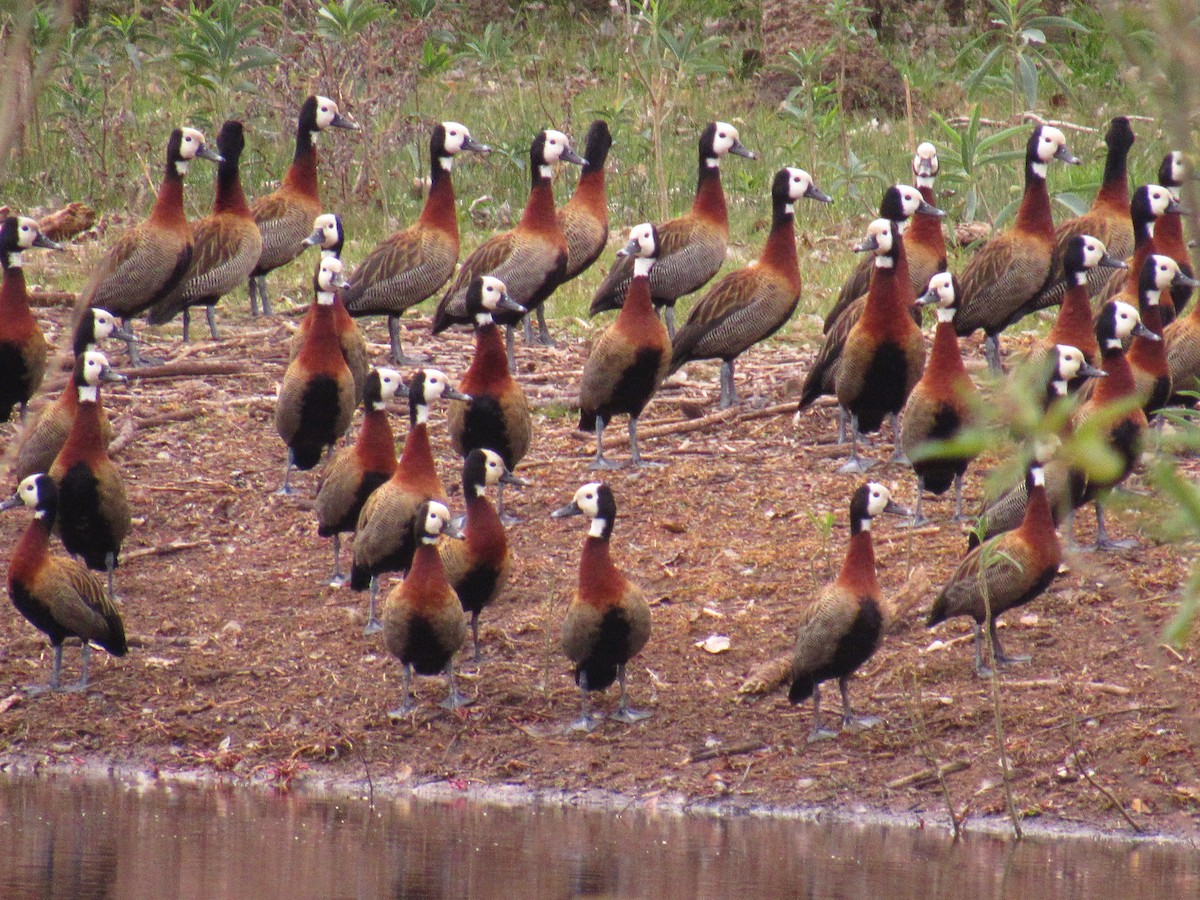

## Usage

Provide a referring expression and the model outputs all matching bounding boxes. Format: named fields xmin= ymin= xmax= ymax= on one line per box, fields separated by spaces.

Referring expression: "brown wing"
xmin=251 ymin=192 xmax=320 ymax=273
xmin=672 ymin=269 xmax=797 ymax=368
xmin=827 ymin=255 xmax=873 ymax=331
xmin=342 ymin=227 xmax=458 ymax=315
xmin=790 ymin=584 xmax=860 ymax=678
xmin=353 ymin=480 xmax=431 ymax=572
xmin=83 ymin=225 xmax=192 ymax=318
xmin=94 ymin=459 xmax=132 ymax=546
xmin=433 ymin=230 xmax=520 ymax=327
xmin=340 ymin=325 xmax=370 ymax=405
xmin=932 ymin=531 xmax=1050 ymax=623
xmin=314 ymin=447 xmax=363 ymax=533
xmin=591 ymin=215 xmax=725 ymax=314
xmin=558 ymin=205 xmax=608 ymax=282
xmin=1166 ymin=317 xmax=1200 ymax=394
xmin=798 ymin=295 xmax=864 ymax=408
xmin=40 ymin=556 xmax=126 ymax=651
xmin=954 ymin=232 xmax=1053 ymax=336
xmin=148 ymin=215 xmax=262 ymax=323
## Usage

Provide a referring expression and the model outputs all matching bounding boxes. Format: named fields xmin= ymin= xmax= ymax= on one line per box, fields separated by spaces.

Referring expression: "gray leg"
xmin=257 ymin=276 xmax=272 ymax=317
xmin=972 ymin=621 xmax=993 ymax=678
xmin=837 ymin=414 xmax=875 ymax=474
xmin=889 ymin=413 xmax=908 ymax=463
xmin=836 ymin=406 xmax=847 ymax=444
xmin=719 ymin=360 xmax=738 ymax=409
xmin=329 ymin=534 xmax=348 ymax=587
xmin=568 ymin=671 xmax=599 ymax=732
xmin=388 ymin=315 xmax=428 ymax=365
xmin=275 ymin=449 xmax=296 ymax=495
xmin=535 ymin=305 xmax=556 ymax=346
xmin=471 ymin=614 xmax=482 ymax=662
xmin=610 ymin=664 xmax=651 ymax=723
xmin=840 ymin=675 xmax=880 ymax=731
xmin=807 ymin=683 xmax=838 ymax=742
xmin=28 ymin=644 xmax=66 ymax=694
xmin=989 ymin=617 xmax=1030 ymax=666
xmin=182 ymin=308 xmax=192 ymax=343
xmin=984 ymin=334 xmax=1003 ymax=374
xmin=628 ymin=417 xmax=661 ymax=468
xmin=1094 ymin=501 xmax=1137 ymax=551
xmin=248 ymin=276 xmax=259 ymax=316
xmin=364 ymin=577 xmax=383 ymax=635
xmin=205 ymin=305 xmax=221 ymax=341
xmin=589 ymin=415 xmax=621 ymax=470
xmin=440 ymin=660 xmax=474 ymax=709
xmin=388 ymin=664 xmax=415 ymax=719
xmin=64 ymin=643 xmax=92 ymax=693
xmin=505 ymin=325 xmax=517 ymax=374
xmin=908 ymin=475 xmax=929 ymax=526
xmin=522 ymin=314 xmax=535 ymax=344
xmin=953 ymin=473 xmax=967 ymax=521
xmin=664 ymin=305 xmax=676 ymax=341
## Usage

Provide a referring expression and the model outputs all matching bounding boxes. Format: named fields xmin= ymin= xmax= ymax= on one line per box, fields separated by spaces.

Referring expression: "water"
xmin=1 ymin=775 xmax=1197 ymax=899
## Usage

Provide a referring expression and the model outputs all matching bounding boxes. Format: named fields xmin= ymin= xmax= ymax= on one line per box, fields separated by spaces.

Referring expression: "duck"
xmin=247 ymin=95 xmax=359 ymax=317
xmin=274 ymin=256 xmax=357 ymax=494
xmin=788 ymin=482 xmax=908 ymax=741
xmin=1091 ymin=183 xmax=1182 ymax=310
xmin=1164 ymin=258 xmax=1200 ymax=401
xmin=824 ymin=164 xmax=947 ymax=334
xmin=2 ymin=474 xmax=127 ymax=693
xmin=147 ymin=120 xmax=262 ymax=342
xmin=557 ymin=119 xmax=613 ymax=287
xmin=1029 ymin=234 xmax=1125 ymax=385
xmin=1121 ymin=254 xmax=1196 ymax=416
xmin=439 ymin=448 xmax=512 ymax=661
xmin=899 ymin=273 xmax=979 ymax=522
xmin=670 ymin=167 xmax=831 ymax=409
xmin=81 ymin=126 xmax=220 ymax=365
xmin=811 ymin=219 xmax=925 ymax=473
xmin=974 ymin=301 xmax=1155 ymax=549
xmin=352 ymin=369 xmax=467 ymax=634
xmin=1036 ymin=343 xmax=1106 ymax=413
xmin=589 ymin=121 xmax=757 ymax=339
xmin=1151 ymin=151 xmax=1194 ymax=321
xmin=0 ymin=216 xmax=62 ymax=421
xmin=578 ymin=223 xmax=671 ymax=467
xmin=13 ymin=309 xmax=131 ymax=482
xmin=47 ymin=350 xmax=130 ymax=600
xmin=953 ymin=125 xmax=1080 ymax=371
xmin=432 ymin=129 xmax=585 ymax=362
xmin=314 ymin=366 xmax=405 ymax=587
xmin=291 ymin=215 xmax=369 ymax=404
xmin=342 ymin=122 xmax=489 ymax=364
xmin=800 ymin=185 xmax=943 ymax=442
xmin=445 ymin=276 xmax=530 ymax=519
xmin=382 ymin=500 xmax=471 ymax=715
xmin=1026 ymin=116 xmax=1135 ymax=313
xmin=552 ymin=482 xmax=651 ymax=732
xmin=929 ymin=441 xmax=1062 ymax=677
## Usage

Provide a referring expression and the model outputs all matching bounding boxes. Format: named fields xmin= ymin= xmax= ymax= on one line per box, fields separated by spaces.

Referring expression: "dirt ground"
xmin=2 ymin=279 xmax=1199 ymax=841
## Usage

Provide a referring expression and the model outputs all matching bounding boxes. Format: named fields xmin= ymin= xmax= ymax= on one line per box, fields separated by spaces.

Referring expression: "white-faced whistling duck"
xmin=314 ymin=366 xmax=405 ymax=586
xmin=930 ymin=441 xmax=1062 ymax=677
xmin=671 ymin=167 xmax=832 ymax=409
xmin=1091 ymin=183 xmax=1181 ymax=311
xmin=248 ymin=95 xmax=359 ymax=317
xmin=274 ymin=256 xmax=357 ymax=494
xmin=0 ymin=216 xmax=62 ymax=421
xmin=824 ymin=174 xmax=946 ymax=334
xmin=954 ymin=125 xmax=1080 ymax=372
xmin=148 ymin=120 xmax=262 ymax=343
xmin=975 ymin=301 xmax=1155 ymax=549
xmin=342 ymin=122 xmax=490 ymax=364
xmin=801 ymin=184 xmax=943 ymax=443
xmin=440 ymin=448 xmax=512 ymax=661
xmin=589 ymin=121 xmax=756 ymax=340
xmin=1152 ymin=151 xmax=1194 ymax=321
xmin=789 ymin=482 xmax=908 ymax=741
xmin=433 ymin=129 xmax=585 ymax=363
xmin=1038 ymin=344 xmax=1105 ymax=412
xmin=2 ymin=474 xmax=127 ymax=693
xmin=1030 ymin=117 xmax=1135 ymax=312
xmin=1122 ymin=255 xmax=1197 ymax=416
xmin=552 ymin=482 xmax=651 ymax=732
xmin=1164 ymin=251 xmax=1200 ymax=400
xmin=817 ymin=218 xmax=925 ymax=473
xmin=291 ymin=215 xmax=368 ymax=404
xmin=557 ymin=119 xmax=613 ymax=286
xmin=899 ymin=273 xmax=979 ymax=522
xmin=578 ymin=223 xmax=671 ymax=467
xmin=47 ymin=350 xmax=130 ymax=600
xmin=352 ymin=369 xmax=467 ymax=634
xmin=13 ymin=309 xmax=131 ymax=482
xmin=382 ymin=500 xmax=471 ymax=716
xmin=445 ymin=276 xmax=530 ymax=519
xmin=81 ymin=127 xmax=220 ymax=365
xmin=1031 ymin=234 xmax=1125 ymax=385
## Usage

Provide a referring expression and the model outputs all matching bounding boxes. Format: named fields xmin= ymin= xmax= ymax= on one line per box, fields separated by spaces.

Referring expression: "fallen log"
xmin=114 ymin=361 xmax=251 ymax=380
xmin=38 ymin=201 xmax=96 ymax=241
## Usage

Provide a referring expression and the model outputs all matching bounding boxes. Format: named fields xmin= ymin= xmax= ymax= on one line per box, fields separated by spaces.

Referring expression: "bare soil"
xmin=2 ymin=290 xmax=1199 ymax=840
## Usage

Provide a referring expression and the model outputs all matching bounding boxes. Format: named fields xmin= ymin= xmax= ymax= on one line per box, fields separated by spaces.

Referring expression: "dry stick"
xmin=123 ymin=541 xmax=206 ymax=562
xmin=904 ymin=672 xmax=964 ymax=839
xmin=115 ymin=361 xmax=250 ymax=380
xmin=1065 ymin=707 xmax=1143 ymax=834
xmin=886 ymin=759 xmax=970 ymax=791
xmin=685 ymin=739 xmax=766 ymax=764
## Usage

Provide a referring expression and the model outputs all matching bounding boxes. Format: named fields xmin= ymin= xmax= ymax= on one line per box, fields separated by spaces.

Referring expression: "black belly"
xmin=0 ymin=340 xmax=33 ymax=421
xmin=58 ymin=462 xmax=121 ymax=570
xmin=850 ymin=342 xmax=910 ymax=433
xmin=291 ymin=376 xmax=342 ymax=470
xmin=454 ymin=565 xmax=501 ymax=617
xmin=401 ymin=615 xmax=455 ymax=675
xmin=591 ymin=346 xmax=664 ymax=427
xmin=913 ymin=404 xmax=969 ymax=494
xmin=11 ymin=582 xmax=69 ymax=646
xmin=815 ymin=599 xmax=884 ymax=684
xmin=460 ymin=394 xmax=516 ymax=468
xmin=576 ymin=607 xmax=637 ymax=693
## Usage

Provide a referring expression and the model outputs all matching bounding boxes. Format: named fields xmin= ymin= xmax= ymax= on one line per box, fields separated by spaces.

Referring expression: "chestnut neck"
xmin=759 ymin=200 xmax=800 ymax=288
xmin=12 ymin=513 xmax=52 ymax=579
xmin=147 ymin=161 xmax=188 ymax=230
xmin=0 ymin=264 xmax=30 ymax=316
xmin=1013 ymin=159 xmax=1055 ymax=239
xmin=466 ymin=321 xmax=513 ymax=388
xmin=61 ymin=394 xmax=106 ymax=465
xmin=397 ymin=420 xmax=437 ymax=482
xmin=571 ymin=164 xmax=609 ymax=220
xmin=1095 ymin=140 xmax=1132 ymax=214
xmin=214 ymin=153 xmax=250 ymax=217
xmin=836 ymin=529 xmax=879 ymax=598
xmin=355 ymin=406 xmax=397 ymax=472
xmin=1048 ymin=281 xmax=1100 ymax=362
xmin=1127 ymin=300 xmax=1167 ymax=374
xmin=906 ymin=185 xmax=946 ymax=253
xmin=1020 ymin=474 xmax=1059 ymax=556
xmin=405 ymin=542 xmax=449 ymax=603
xmin=617 ymin=272 xmax=660 ymax=326
xmin=1094 ymin=343 xmax=1136 ymax=404
xmin=692 ymin=160 xmax=729 ymax=230
xmin=518 ymin=172 xmax=558 ymax=235
xmin=419 ymin=156 xmax=459 ymax=239
xmin=297 ymin=303 xmax=343 ymax=367
xmin=465 ymin=490 xmax=505 ymax=550
xmin=927 ymin=318 xmax=969 ymax=381
xmin=282 ymin=128 xmax=319 ymax=199
xmin=578 ymin=534 xmax=625 ymax=605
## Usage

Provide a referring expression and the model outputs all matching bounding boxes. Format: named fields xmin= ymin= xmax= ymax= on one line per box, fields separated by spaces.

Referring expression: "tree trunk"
xmin=759 ymin=0 xmax=905 ymax=112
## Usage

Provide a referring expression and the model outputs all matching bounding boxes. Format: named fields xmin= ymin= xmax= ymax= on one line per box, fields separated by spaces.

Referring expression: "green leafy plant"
xmin=961 ymin=0 xmax=1089 ymax=112
xmin=315 ymin=0 xmax=394 ymax=42
xmin=932 ymin=105 xmax=1028 ymax=223
xmin=166 ymin=0 xmax=279 ymax=101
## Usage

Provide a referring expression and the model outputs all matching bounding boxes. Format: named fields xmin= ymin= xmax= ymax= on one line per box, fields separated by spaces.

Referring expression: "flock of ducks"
xmin=1 ymin=98 xmax=1197 ymax=740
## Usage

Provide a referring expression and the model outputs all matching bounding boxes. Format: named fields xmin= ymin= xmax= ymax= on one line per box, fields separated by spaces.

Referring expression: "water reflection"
xmin=1 ymin=775 xmax=1197 ymax=898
